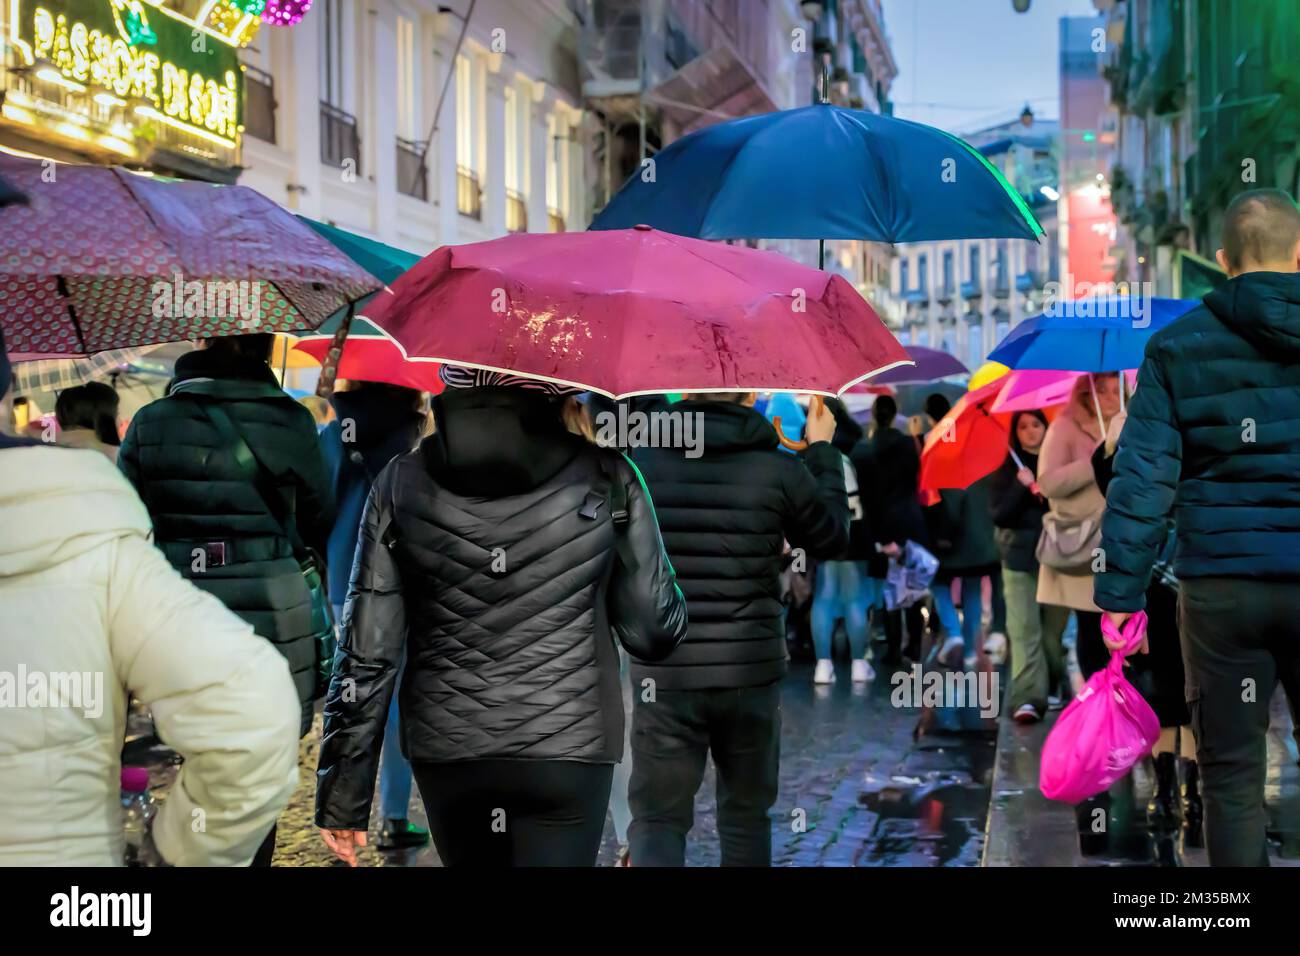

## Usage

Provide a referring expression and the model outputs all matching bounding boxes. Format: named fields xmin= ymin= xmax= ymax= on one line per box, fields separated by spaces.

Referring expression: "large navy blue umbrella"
xmin=590 ymin=104 xmax=1044 ymax=244
xmin=988 ymin=295 xmax=1199 ymax=372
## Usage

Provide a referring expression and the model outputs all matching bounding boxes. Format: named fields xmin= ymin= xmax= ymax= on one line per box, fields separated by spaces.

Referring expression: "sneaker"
xmin=813 ymin=659 xmax=836 ymax=684
xmin=377 ymin=818 xmax=430 ymax=851
xmin=936 ymin=636 xmax=965 ymax=669
xmin=1012 ymin=704 xmax=1040 ymax=724
xmin=851 ymin=659 xmax=875 ymax=683
xmin=983 ymin=631 xmax=1008 ymax=665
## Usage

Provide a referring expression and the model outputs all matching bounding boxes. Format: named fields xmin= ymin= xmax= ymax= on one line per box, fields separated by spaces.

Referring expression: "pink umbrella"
xmin=0 ymin=154 xmax=380 ymax=355
xmin=992 ymin=368 xmax=1137 ymax=414
xmin=361 ymin=225 xmax=911 ymax=400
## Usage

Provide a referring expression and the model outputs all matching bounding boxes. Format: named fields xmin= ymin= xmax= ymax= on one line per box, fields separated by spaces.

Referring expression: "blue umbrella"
xmin=987 ymin=296 xmax=1199 ymax=372
xmin=589 ymin=104 xmax=1044 ymax=245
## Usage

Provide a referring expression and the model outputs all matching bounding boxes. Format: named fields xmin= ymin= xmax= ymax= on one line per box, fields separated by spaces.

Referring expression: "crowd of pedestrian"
xmin=1 ymin=187 xmax=1299 ymax=868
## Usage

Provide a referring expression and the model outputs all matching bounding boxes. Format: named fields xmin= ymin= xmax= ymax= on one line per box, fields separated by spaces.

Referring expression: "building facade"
xmin=1094 ymin=0 xmax=1300 ymax=295
xmin=239 ymin=0 xmax=590 ymax=254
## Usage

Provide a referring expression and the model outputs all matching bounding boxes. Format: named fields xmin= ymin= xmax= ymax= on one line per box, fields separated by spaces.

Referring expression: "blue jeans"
xmin=337 ymin=603 xmax=413 ymax=822
xmin=811 ymin=561 xmax=875 ymax=660
xmin=931 ymin=577 xmax=984 ymax=648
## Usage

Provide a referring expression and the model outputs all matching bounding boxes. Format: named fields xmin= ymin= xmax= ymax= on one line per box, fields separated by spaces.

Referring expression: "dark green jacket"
xmin=1095 ymin=272 xmax=1300 ymax=611
xmin=119 ymin=349 xmax=334 ymax=733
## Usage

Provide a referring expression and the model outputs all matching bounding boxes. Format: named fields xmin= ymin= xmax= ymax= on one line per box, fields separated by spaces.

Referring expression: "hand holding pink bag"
xmin=1039 ymin=611 xmax=1160 ymax=804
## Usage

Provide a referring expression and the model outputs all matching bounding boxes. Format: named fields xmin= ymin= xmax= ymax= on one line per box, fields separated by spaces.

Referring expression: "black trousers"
xmin=411 ymin=759 xmax=612 ymax=867
xmin=1179 ymin=577 xmax=1300 ymax=867
xmin=628 ymin=682 xmax=781 ymax=866
xmin=250 ymin=823 xmax=276 ymax=867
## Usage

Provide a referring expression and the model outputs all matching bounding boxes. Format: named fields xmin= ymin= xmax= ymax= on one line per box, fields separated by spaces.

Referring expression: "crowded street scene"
xmin=0 ymin=0 xmax=1297 ymax=937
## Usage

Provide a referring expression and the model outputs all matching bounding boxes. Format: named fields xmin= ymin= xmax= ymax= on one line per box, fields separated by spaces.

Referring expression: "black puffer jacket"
xmin=315 ymin=387 xmax=686 ymax=830
xmin=631 ymin=399 xmax=849 ymax=690
xmin=118 ymin=348 xmax=333 ymax=736
xmin=988 ymin=410 xmax=1049 ymax=573
xmin=851 ymin=424 xmax=929 ymax=577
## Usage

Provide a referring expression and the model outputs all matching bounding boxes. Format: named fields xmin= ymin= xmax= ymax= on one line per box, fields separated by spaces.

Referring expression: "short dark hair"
xmin=203 ymin=333 xmax=275 ymax=362
xmin=925 ymin=392 xmax=951 ymax=422
xmin=873 ymin=394 xmax=898 ymax=429
xmin=1221 ymin=189 xmax=1300 ymax=272
xmin=56 ymin=381 xmax=121 ymax=446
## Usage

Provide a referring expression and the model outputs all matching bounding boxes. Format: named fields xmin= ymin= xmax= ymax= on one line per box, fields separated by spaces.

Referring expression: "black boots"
xmin=1147 ymin=752 xmax=1179 ymax=828
xmin=1180 ymin=757 xmax=1203 ymax=845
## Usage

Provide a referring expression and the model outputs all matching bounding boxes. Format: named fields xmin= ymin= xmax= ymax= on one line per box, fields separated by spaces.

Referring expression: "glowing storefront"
xmin=1 ymin=0 xmax=259 ymax=180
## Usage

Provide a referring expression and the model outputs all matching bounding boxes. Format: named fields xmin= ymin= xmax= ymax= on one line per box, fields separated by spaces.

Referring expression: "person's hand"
xmin=320 ymin=828 xmax=368 ymax=867
xmin=907 ymin=415 xmax=925 ymax=438
xmin=1016 ymin=466 xmax=1036 ymax=488
xmin=1102 ymin=610 xmax=1148 ymax=655
xmin=804 ymin=399 xmax=836 ymax=445
xmin=1104 ymin=408 xmax=1128 ymax=457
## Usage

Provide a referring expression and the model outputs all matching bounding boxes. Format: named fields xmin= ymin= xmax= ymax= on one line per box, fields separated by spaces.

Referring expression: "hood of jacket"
xmin=0 ymin=444 xmax=150 ymax=578
xmin=330 ymin=387 xmax=425 ymax=475
xmin=168 ymin=348 xmax=291 ymax=402
xmin=1204 ymin=271 xmax=1300 ymax=357
xmin=675 ymin=399 xmax=780 ymax=454
xmin=421 ymin=386 xmax=586 ymax=497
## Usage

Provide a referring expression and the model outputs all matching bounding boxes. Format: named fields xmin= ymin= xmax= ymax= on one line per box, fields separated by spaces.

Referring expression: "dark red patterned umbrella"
xmin=0 ymin=154 xmax=380 ymax=355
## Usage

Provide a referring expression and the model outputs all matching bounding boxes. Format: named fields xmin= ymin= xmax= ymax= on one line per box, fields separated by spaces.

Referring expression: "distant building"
xmin=893 ymin=106 xmax=1059 ymax=370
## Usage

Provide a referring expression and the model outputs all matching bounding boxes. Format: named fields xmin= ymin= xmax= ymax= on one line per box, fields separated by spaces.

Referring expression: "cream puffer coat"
xmin=0 ymin=444 xmax=300 ymax=866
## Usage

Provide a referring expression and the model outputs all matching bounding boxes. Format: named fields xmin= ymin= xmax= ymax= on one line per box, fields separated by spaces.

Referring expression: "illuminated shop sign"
xmin=8 ymin=0 xmax=247 ymax=150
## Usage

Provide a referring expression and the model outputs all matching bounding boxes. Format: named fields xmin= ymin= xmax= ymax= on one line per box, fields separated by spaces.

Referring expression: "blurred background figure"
xmin=318 ymin=380 xmax=430 ymax=852
xmin=55 ymin=381 xmax=121 ymax=463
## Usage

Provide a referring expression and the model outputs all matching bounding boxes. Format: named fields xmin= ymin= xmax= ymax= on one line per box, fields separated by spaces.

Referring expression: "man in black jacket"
xmin=627 ymin=393 xmax=849 ymax=866
xmin=1095 ymin=190 xmax=1300 ymax=866
xmin=119 ymin=333 xmax=334 ymax=864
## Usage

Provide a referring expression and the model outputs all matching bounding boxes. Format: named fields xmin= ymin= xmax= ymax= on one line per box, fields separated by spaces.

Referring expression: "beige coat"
xmin=0 ymin=446 xmax=300 ymax=865
xmin=1035 ymin=395 xmax=1106 ymax=611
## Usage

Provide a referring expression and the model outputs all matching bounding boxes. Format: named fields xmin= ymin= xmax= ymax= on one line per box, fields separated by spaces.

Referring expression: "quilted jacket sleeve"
xmin=315 ymin=467 xmax=406 ymax=830
xmin=1094 ymin=350 xmax=1182 ymax=612
xmin=609 ymin=454 xmax=689 ymax=662
xmin=782 ymin=441 xmax=851 ymax=559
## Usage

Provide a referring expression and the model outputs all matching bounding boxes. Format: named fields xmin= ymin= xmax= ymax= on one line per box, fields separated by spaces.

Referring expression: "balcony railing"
xmin=320 ymin=102 xmax=360 ymax=172
xmin=1016 ymin=270 xmax=1040 ymax=293
xmin=960 ymin=278 xmax=982 ymax=298
xmin=548 ymin=207 xmax=566 ymax=232
xmin=993 ymin=273 xmax=1010 ymax=298
xmin=243 ymin=64 xmax=276 ymax=144
xmin=903 ymin=288 xmax=929 ymax=304
xmin=396 ymin=137 xmax=427 ymax=201
xmin=506 ymin=189 xmax=528 ymax=233
xmin=457 ymin=166 xmax=482 ymax=219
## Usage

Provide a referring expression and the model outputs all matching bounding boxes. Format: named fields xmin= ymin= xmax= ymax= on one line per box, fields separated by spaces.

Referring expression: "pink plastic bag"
xmin=1039 ymin=612 xmax=1160 ymax=803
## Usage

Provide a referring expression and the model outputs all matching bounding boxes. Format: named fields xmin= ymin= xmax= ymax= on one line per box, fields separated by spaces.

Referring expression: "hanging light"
xmin=262 ymin=0 xmax=312 ymax=26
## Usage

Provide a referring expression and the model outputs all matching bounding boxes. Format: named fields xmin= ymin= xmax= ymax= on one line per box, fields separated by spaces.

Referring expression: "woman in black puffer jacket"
xmin=315 ymin=369 xmax=687 ymax=867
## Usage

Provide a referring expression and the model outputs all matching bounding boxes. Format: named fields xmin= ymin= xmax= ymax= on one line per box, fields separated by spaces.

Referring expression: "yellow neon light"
xmin=134 ymin=104 xmax=237 ymax=148
xmin=55 ymin=120 xmax=89 ymax=140
xmin=37 ymin=66 xmax=86 ymax=91
xmin=95 ymin=133 xmax=135 ymax=155
xmin=93 ymin=91 xmax=127 ymax=106
xmin=1 ymin=102 xmax=37 ymax=125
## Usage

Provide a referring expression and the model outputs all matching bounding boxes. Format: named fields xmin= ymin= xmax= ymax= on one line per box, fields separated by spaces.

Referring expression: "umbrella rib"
xmin=55 ymin=275 xmax=87 ymax=353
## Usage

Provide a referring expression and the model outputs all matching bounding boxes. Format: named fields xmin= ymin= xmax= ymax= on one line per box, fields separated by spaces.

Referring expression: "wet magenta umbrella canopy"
xmin=361 ymin=225 xmax=911 ymax=399
xmin=0 ymin=154 xmax=381 ymax=354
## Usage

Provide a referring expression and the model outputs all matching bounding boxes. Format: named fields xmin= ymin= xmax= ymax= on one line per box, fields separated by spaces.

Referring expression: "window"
xmin=546 ymin=112 xmax=571 ymax=229
xmin=898 ymin=259 xmax=909 ymax=294
xmin=319 ymin=0 xmax=348 ymax=110
xmin=395 ymin=15 xmax=419 ymax=142
xmin=917 ymin=254 xmax=928 ymax=292
xmin=942 ymin=250 xmax=953 ymax=293
xmin=505 ymin=85 xmax=526 ymax=231
xmin=968 ymin=323 xmax=984 ymax=369
xmin=969 ymin=245 xmax=980 ymax=280
xmin=456 ymin=55 xmax=481 ymax=219
xmin=242 ymin=64 xmax=276 ymax=144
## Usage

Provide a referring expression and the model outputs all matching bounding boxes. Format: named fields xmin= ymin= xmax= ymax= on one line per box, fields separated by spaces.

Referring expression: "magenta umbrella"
xmin=0 ymin=154 xmax=380 ymax=355
xmin=992 ymin=368 xmax=1138 ymax=414
xmin=361 ymin=225 xmax=911 ymax=400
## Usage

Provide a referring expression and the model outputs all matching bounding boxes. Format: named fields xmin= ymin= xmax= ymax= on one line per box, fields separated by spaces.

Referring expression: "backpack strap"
xmin=581 ymin=451 xmax=636 ymax=571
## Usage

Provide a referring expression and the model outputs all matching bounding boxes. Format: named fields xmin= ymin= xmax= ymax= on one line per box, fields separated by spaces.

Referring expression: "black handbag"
xmin=191 ymin=399 xmax=336 ymax=697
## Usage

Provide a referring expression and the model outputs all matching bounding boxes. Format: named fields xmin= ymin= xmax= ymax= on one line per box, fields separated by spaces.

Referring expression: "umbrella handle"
xmin=774 ymin=395 xmax=824 ymax=451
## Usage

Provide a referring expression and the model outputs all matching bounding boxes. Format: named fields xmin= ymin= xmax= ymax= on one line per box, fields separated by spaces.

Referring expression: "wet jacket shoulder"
xmin=315 ymin=388 xmax=685 ymax=830
xmin=1097 ymin=273 xmax=1300 ymax=610
xmin=629 ymin=399 xmax=848 ymax=691
xmin=117 ymin=347 xmax=334 ymax=727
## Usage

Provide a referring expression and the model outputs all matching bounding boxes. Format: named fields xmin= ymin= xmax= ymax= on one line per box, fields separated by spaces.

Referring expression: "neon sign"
xmin=10 ymin=0 xmax=245 ymax=149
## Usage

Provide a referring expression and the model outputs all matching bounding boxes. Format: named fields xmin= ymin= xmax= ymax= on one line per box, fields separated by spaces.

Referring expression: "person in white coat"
xmin=0 ymin=330 xmax=301 ymax=866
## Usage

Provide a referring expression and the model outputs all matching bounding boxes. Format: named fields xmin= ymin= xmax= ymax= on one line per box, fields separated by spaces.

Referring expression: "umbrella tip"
xmin=632 ymin=223 xmax=653 ymax=231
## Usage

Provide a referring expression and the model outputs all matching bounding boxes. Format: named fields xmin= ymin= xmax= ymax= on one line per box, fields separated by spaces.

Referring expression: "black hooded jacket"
xmin=988 ymin=409 xmax=1050 ymax=573
xmin=630 ymin=399 xmax=849 ymax=690
xmin=315 ymin=387 xmax=687 ymax=830
xmin=119 ymin=347 xmax=333 ymax=735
